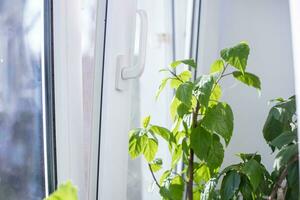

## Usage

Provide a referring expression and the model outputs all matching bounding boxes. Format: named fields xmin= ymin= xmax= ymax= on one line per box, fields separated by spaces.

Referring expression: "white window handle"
xmin=115 ymin=10 xmax=148 ymax=91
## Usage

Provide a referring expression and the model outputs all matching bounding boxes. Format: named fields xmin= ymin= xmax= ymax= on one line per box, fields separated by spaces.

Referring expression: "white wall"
xmin=198 ymin=0 xmax=295 ymax=170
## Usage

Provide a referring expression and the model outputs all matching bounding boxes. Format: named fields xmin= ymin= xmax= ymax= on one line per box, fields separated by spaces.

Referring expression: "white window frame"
xmin=52 ymin=0 xmax=85 ymax=199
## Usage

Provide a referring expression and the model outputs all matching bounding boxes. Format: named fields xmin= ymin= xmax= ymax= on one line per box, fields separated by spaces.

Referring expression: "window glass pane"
xmin=0 ymin=0 xmax=46 ymax=199
xmin=127 ymin=1 xmax=191 ymax=199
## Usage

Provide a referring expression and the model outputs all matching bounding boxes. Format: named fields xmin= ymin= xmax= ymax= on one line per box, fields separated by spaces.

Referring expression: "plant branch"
xmin=221 ymin=72 xmax=233 ymax=78
xmin=187 ymin=102 xmax=200 ymax=200
xmin=168 ymin=69 xmax=184 ymax=83
xmin=148 ymin=164 xmax=161 ymax=189
xmin=211 ymin=64 xmax=229 ymax=94
xmin=268 ymin=154 xmax=299 ymax=200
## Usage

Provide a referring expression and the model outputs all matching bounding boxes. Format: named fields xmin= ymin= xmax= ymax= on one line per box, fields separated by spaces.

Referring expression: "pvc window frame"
xmin=52 ymin=0 xmax=85 ymax=198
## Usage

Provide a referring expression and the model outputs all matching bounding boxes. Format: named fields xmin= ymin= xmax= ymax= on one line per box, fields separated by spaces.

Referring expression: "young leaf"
xmin=232 ymin=71 xmax=261 ymax=90
xmin=170 ymin=71 xmax=192 ymax=89
xmin=221 ymin=42 xmax=250 ymax=74
xmin=210 ymin=59 xmax=224 ymax=73
xmin=172 ymin=146 xmax=183 ymax=168
xmin=201 ymin=102 xmax=234 ymax=145
xmin=171 ymin=60 xmax=182 ymax=68
xmin=190 ymin=127 xmax=212 ymax=160
xmin=194 ymin=164 xmax=211 ymax=183
xmin=45 ymin=181 xmax=78 ymax=200
xmin=220 ymin=171 xmax=241 ymax=200
xmin=195 ymin=75 xmax=215 ymax=108
xmin=240 ymin=159 xmax=263 ymax=190
xmin=150 ymin=158 xmax=163 ymax=172
xmin=210 ymin=84 xmax=222 ymax=103
xmin=150 ymin=125 xmax=171 ymax=141
xmin=128 ymin=129 xmax=146 ymax=159
xmin=160 ymin=170 xmax=171 ymax=185
xmin=170 ymin=79 xmax=182 ymax=89
xmin=178 ymin=70 xmax=192 ymax=82
xmin=156 ymin=78 xmax=170 ymax=99
xmin=175 ymin=82 xmax=194 ymax=107
xmin=142 ymin=116 xmax=151 ymax=128
xmin=206 ymin=135 xmax=224 ymax=169
xmin=143 ymin=138 xmax=158 ymax=162
xmin=170 ymin=97 xmax=181 ymax=121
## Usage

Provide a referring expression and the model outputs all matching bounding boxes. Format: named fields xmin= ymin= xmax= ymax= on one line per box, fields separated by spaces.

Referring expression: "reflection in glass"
xmin=0 ymin=0 xmax=45 ymax=199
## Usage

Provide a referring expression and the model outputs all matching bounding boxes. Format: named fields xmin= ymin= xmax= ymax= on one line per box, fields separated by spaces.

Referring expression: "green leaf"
xmin=181 ymin=59 xmax=197 ymax=68
xmin=232 ymin=71 xmax=261 ymax=90
xmin=160 ymin=170 xmax=171 ymax=185
xmin=143 ymin=138 xmax=158 ymax=162
xmin=170 ymin=79 xmax=182 ymax=89
xmin=236 ymin=153 xmax=261 ymax=163
xmin=156 ymin=78 xmax=170 ymax=99
xmin=170 ymin=59 xmax=197 ymax=69
xmin=263 ymin=96 xmax=296 ymax=143
xmin=150 ymin=158 xmax=163 ymax=172
xmin=175 ymin=82 xmax=194 ymax=107
xmin=270 ymin=131 xmax=297 ymax=149
xmin=170 ymin=60 xmax=182 ymax=68
xmin=206 ymin=135 xmax=224 ymax=169
xmin=160 ymin=176 xmax=184 ymax=200
xmin=178 ymin=70 xmax=192 ymax=82
xmin=170 ymin=71 xmax=192 ymax=89
xmin=170 ymin=97 xmax=181 ymax=121
xmin=177 ymin=103 xmax=191 ymax=118
xmin=195 ymin=75 xmax=215 ymax=108
xmin=220 ymin=171 xmax=241 ymax=200
xmin=172 ymin=146 xmax=182 ymax=168
xmin=142 ymin=116 xmax=151 ymax=128
xmin=210 ymin=59 xmax=224 ymax=73
xmin=274 ymin=144 xmax=298 ymax=171
xmin=194 ymin=164 xmax=211 ymax=183
xmin=190 ymin=126 xmax=212 ymax=160
xmin=150 ymin=125 xmax=171 ymax=141
xmin=210 ymin=84 xmax=222 ymax=102
xmin=128 ymin=129 xmax=146 ymax=159
xmin=241 ymin=159 xmax=263 ymax=190
xmin=220 ymin=41 xmax=250 ymax=74
xmin=201 ymin=178 xmax=218 ymax=200
xmin=202 ymin=102 xmax=234 ymax=145
xmin=239 ymin=176 xmax=255 ymax=200
xmin=45 ymin=181 xmax=78 ymax=200
xmin=286 ymin=163 xmax=299 ymax=200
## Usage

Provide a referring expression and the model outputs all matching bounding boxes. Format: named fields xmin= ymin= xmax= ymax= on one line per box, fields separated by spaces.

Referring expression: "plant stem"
xmin=187 ymin=102 xmax=200 ymax=200
xmin=221 ymin=72 xmax=233 ymax=78
xmin=148 ymin=164 xmax=161 ymax=189
xmin=211 ymin=64 xmax=228 ymax=94
xmin=168 ymin=69 xmax=184 ymax=83
xmin=187 ymin=149 xmax=194 ymax=200
xmin=268 ymin=154 xmax=299 ymax=200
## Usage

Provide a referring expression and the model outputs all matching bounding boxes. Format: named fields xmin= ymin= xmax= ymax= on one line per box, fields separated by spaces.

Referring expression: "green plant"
xmin=44 ymin=181 xmax=78 ymax=200
xmin=209 ymin=96 xmax=298 ymax=200
xmin=128 ymin=42 xmax=261 ymax=200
